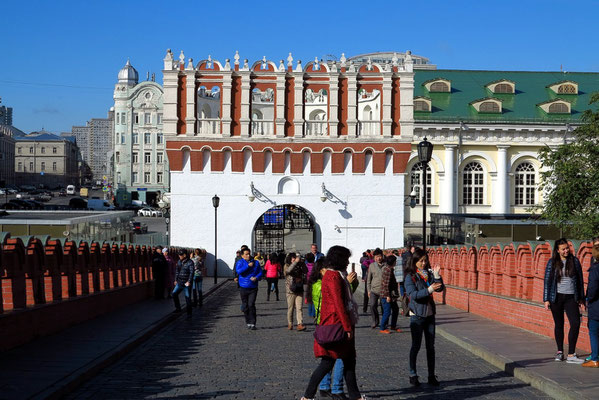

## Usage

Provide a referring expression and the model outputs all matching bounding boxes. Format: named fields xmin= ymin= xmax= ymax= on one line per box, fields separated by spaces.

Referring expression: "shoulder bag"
xmin=313 ymin=290 xmax=345 ymax=346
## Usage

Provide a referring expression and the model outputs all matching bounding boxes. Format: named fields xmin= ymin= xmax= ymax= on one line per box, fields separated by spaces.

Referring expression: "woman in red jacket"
xmin=301 ymin=246 xmax=367 ymax=400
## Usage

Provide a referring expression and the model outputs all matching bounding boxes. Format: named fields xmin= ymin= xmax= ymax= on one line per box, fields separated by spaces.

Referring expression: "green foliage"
xmin=538 ymin=93 xmax=599 ymax=239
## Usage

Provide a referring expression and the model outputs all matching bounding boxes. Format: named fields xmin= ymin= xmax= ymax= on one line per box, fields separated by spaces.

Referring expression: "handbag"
xmin=313 ymin=290 xmax=345 ymax=346
xmin=290 ymin=278 xmax=304 ymax=293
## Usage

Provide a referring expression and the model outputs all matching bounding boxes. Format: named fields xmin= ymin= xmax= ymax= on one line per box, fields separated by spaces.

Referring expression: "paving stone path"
xmin=69 ymin=281 xmax=551 ymax=399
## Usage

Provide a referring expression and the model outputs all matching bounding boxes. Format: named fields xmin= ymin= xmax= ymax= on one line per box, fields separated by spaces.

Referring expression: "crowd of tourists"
xmin=151 ymin=235 xmax=599 ymax=399
xmin=151 ymin=246 xmax=206 ymax=318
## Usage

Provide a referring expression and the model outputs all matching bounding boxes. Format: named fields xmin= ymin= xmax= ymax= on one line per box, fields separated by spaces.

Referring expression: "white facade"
xmin=113 ymin=61 xmax=168 ymax=204
xmin=170 ymin=154 xmax=405 ymax=275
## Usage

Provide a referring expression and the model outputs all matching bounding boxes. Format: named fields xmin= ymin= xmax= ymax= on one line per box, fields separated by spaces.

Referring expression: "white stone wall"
xmin=170 ymin=164 xmax=405 ymax=276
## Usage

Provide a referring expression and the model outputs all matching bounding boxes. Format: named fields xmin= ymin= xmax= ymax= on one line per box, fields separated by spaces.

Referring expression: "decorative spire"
xmin=340 ymin=53 xmax=346 ymax=67
xmin=179 ymin=50 xmax=185 ymax=64
xmin=287 ymin=52 xmax=293 ymax=67
xmin=262 ymin=56 xmax=267 ymax=70
xmin=207 ymin=55 xmax=213 ymax=69
xmin=314 ymin=56 xmax=320 ymax=70
xmin=234 ymin=50 xmax=240 ymax=66
xmin=279 ymin=59 xmax=285 ymax=71
xmin=391 ymin=52 xmax=398 ymax=67
xmin=224 ymin=58 xmax=231 ymax=71
xmin=295 ymin=59 xmax=303 ymax=72
xmin=243 ymin=59 xmax=249 ymax=70
xmin=367 ymin=57 xmax=373 ymax=71
xmin=186 ymin=57 xmax=194 ymax=70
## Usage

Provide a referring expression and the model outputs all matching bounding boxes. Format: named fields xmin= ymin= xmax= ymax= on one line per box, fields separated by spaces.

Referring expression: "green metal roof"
xmin=413 ymin=69 xmax=599 ymax=124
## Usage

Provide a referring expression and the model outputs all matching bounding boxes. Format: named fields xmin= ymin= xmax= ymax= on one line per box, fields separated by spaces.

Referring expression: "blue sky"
xmin=2 ymin=0 xmax=599 ymax=134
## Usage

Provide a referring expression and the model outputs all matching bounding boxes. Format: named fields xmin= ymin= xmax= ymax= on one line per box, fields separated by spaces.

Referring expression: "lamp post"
xmin=212 ymin=194 xmax=220 ymax=285
xmin=417 ymin=137 xmax=434 ymax=250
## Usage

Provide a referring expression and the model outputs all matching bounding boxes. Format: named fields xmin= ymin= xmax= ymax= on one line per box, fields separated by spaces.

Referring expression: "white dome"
xmin=118 ymin=59 xmax=138 ymax=85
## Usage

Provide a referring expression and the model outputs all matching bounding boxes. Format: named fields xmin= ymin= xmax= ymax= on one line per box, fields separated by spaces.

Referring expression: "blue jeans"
xmin=409 ymin=315 xmax=435 ymax=377
xmin=318 ymin=358 xmax=344 ymax=394
xmin=589 ymin=318 xmax=599 ymax=361
xmin=399 ymin=282 xmax=405 ymax=297
xmin=380 ymin=297 xmax=399 ymax=330
xmin=308 ymin=302 xmax=316 ymax=318
xmin=172 ymin=283 xmax=192 ymax=315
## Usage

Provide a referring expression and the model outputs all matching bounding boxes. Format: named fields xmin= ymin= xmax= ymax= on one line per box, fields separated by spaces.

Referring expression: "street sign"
xmin=137 ymin=188 xmax=147 ymax=191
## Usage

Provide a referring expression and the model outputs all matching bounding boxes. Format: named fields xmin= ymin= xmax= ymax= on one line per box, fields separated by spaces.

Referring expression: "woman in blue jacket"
xmin=543 ymin=238 xmax=585 ymax=364
xmin=404 ymin=247 xmax=444 ymax=387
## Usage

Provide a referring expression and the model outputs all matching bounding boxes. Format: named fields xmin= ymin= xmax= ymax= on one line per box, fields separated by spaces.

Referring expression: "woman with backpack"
xmin=264 ymin=252 xmax=281 ymax=301
xmin=404 ymin=247 xmax=444 ymax=387
xmin=543 ymin=238 xmax=585 ymax=364
xmin=301 ymin=245 xmax=367 ymax=400
xmin=285 ymin=253 xmax=308 ymax=331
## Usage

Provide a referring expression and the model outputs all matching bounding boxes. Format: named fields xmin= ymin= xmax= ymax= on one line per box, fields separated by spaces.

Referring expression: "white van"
xmin=87 ymin=199 xmax=115 ymax=211
xmin=66 ymin=185 xmax=76 ymax=195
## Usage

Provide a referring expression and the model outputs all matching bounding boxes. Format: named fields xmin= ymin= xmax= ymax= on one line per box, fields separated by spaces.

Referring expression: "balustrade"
xmin=197 ymin=118 xmax=220 ymax=135
xmin=357 ymin=120 xmax=380 ymax=136
xmin=251 ymin=120 xmax=274 ymax=136
xmin=304 ymin=120 xmax=328 ymax=137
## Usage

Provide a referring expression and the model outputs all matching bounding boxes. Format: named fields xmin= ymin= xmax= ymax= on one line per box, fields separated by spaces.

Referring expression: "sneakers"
xmin=247 ymin=324 xmax=256 ymax=330
xmin=566 ymin=354 xmax=585 ymax=364
xmin=409 ymin=376 xmax=420 ymax=387
xmin=394 ymin=328 xmax=402 ymax=333
xmin=582 ymin=360 xmax=599 ymax=367
xmin=428 ymin=375 xmax=440 ymax=386
xmin=318 ymin=390 xmax=333 ymax=398
xmin=554 ymin=351 xmax=564 ymax=361
xmin=379 ymin=329 xmax=391 ymax=334
xmin=297 ymin=324 xmax=306 ymax=331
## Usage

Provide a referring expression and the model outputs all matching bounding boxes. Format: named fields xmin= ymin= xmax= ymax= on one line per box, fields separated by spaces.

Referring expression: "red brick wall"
xmin=426 ymin=241 xmax=594 ymax=352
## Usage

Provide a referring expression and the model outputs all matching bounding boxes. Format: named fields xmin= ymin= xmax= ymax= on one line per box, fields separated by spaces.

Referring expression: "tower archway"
xmin=252 ymin=204 xmax=316 ymax=256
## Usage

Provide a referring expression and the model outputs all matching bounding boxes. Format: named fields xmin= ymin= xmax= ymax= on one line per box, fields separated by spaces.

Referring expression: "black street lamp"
xmin=212 ymin=194 xmax=220 ymax=285
xmin=417 ymin=137 xmax=434 ymax=250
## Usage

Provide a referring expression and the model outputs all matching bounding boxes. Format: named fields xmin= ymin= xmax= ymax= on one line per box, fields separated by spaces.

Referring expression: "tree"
xmin=538 ymin=93 xmax=599 ymax=239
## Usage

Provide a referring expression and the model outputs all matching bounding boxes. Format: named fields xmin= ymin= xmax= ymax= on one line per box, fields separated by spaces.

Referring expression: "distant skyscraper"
xmin=0 ymin=105 xmax=13 ymax=126
xmin=70 ymin=111 xmax=114 ymax=181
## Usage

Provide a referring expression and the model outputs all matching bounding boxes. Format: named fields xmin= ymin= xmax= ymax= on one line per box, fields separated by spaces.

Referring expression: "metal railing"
xmin=197 ymin=118 xmax=220 ymax=135
xmin=304 ymin=120 xmax=328 ymax=137
xmin=251 ymin=120 xmax=275 ymax=136
xmin=358 ymin=120 xmax=381 ymax=136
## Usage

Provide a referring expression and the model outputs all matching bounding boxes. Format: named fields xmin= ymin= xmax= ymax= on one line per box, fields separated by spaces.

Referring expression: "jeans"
xmin=549 ymin=293 xmax=581 ymax=354
xmin=266 ymin=277 xmax=279 ymax=300
xmin=589 ymin=318 xmax=599 ymax=361
xmin=239 ymin=287 xmax=258 ymax=325
xmin=369 ymin=292 xmax=381 ymax=327
xmin=308 ymin=301 xmax=316 ymax=318
xmin=409 ymin=315 xmax=436 ymax=377
xmin=192 ymin=275 xmax=203 ymax=307
xmin=399 ymin=282 xmax=405 ymax=297
xmin=305 ymin=356 xmax=360 ymax=399
xmin=318 ymin=358 xmax=344 ymax=394
xmin=172 ymin=283 xmax=192 ymax=315
xmin=380 ymin=297 xmax=399 ymax=330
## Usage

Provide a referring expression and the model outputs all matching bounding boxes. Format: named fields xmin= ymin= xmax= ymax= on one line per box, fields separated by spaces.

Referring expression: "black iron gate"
xmin=253 ymin=204 xmax=315 ymax=256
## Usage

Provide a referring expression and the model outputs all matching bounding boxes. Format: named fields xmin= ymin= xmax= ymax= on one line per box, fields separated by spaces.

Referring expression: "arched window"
xmin=548 ymin=102 xmax=569 ymax=114
xmin=558 ymin=84 xmax=576 ymax=94
xmin=515 ymin=162 xmax=536 ymax=206
xmin=463 ymin=162 xmax=484 ymax=205
xmin=494 ymin=83 xmax=514 ymax=94
xmin=414 ymin=100 xmax=430 ymax=112
xmin=410 ymin=162 xmax=432 ymax=205
xmin=430 ymin=82 xmax=449 ymax=92
xmin=479 ymin=101 xmax=500 ymax=113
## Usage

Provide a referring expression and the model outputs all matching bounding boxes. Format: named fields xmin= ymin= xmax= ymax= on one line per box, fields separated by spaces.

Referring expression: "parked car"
xmin=151 ymin=209 xmax=163 ymax=217
xmin=137 ymin=207 xmax=154 ymax=217
xmin=34 ymin=194 xmax=52 ymax=202
xmin=6 ymin=188 xmax=18 ymax=194
xmin=0 ymin=202 xmax=21 ymax=209
xmin=20 ymin=185 xmax=36 ymax=192
xmin=66 ymin=185 xmax=76 ymax=195
xmin=129 ymin=221 xmax=148 ymax=234
xmin=9 ymin=199 xmax=35 ymax=209
xmin=0 ymin=189 xmax=5 ymax=195
xmin=58 ymin=189 xmax=67 ymax=197
xmin=26 ymin=199 xmax=45 ymax=209
xmin=69 ymin=197 xmax=88 ymax=209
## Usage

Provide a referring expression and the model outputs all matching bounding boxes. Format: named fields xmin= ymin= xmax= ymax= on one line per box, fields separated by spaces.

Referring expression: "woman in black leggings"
xmin=543 ymin=238 xmax=585 ymax=363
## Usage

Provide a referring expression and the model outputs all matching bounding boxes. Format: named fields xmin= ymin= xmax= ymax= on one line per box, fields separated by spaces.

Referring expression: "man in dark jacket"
xmin=152 ymin=246 xmax=167 ymax=299
xmin=583 ymin=237 xmax=599 ymax=368
xmin=173 ymin=248 xmax=195 ymax=316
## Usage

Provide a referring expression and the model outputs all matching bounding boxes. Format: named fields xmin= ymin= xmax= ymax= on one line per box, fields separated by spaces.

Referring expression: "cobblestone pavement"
xmin=69 ymin=281 xmax=551 ymax=399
